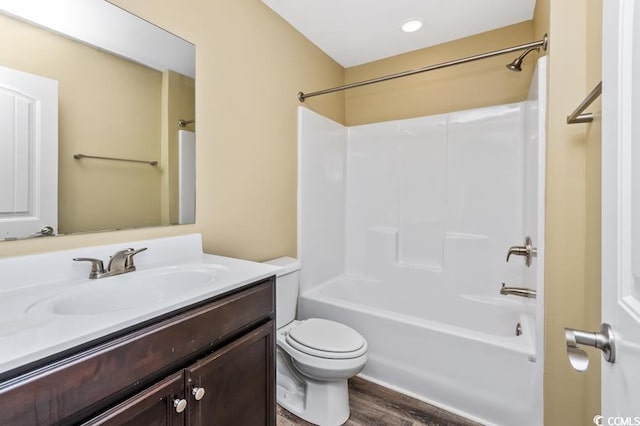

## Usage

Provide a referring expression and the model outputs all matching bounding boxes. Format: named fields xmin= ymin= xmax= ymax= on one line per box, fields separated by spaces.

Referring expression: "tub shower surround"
xmin=296 ymin=59 xmax=545 ymax=426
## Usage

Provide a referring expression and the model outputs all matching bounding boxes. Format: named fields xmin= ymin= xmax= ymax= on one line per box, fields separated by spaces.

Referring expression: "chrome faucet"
xmin=500 ymin=283 xmax=537 ymax=299
xmin=74 ymin=247 xmax=147 ymax=279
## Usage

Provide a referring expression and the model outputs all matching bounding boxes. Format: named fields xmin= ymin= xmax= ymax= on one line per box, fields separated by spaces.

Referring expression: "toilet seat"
xmin=285 ymin=319 xmax=367 ymax=359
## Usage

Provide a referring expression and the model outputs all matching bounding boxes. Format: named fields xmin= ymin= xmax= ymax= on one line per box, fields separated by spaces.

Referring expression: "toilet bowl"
xmin=279 ymin=319 xmax=368 ymax=381
xmin=265 ymin=258 xmax=368 ymax=426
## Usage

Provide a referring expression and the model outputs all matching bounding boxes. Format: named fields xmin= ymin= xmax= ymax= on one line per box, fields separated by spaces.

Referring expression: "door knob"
xmin=173 ymin=398 xmax=187 ymax=413
xmin=506 ymin=236 xmax=537 ymax=267
xmin=564 ymin=323 xmax=616 ymax=372
xmin=192 ymin=387 xmax=206 ymax=401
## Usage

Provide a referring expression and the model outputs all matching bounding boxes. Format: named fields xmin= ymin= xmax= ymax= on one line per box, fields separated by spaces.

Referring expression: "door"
xmin=0 ymin=65 xmax=58 ymax=240
xmin=83 ymin=372 xmax=185 ymax=426
xmin=602 ymin=0 xmax=640 ymax=417
xmin=186 ymin=322 xmax=275 ymax=426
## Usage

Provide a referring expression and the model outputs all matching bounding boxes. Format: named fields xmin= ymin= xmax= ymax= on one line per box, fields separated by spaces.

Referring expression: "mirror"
xmin=0 ymin=0 xmax=196 ymax=241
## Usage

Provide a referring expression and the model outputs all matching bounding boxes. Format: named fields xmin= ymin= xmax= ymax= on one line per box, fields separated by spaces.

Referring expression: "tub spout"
xmin=500 ymin=283 xmax=537 ymax=299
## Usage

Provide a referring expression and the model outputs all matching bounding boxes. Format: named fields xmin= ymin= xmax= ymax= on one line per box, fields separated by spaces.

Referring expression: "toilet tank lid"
xmin=263 ymin=257 xmax=300 ymax=277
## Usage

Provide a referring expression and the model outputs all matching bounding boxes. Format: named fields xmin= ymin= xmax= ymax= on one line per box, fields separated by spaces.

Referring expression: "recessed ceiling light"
xmin=402 ymin=19 xmax=423 ymax=33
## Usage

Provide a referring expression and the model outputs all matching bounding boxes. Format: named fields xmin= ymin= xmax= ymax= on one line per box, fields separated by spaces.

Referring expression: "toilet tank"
xmin=264 ymin=257 xmax=301 ymax=329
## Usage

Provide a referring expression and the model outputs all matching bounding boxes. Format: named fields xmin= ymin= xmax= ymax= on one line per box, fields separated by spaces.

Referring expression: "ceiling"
xmin=261 ymin=0 xmax=536 ymax=68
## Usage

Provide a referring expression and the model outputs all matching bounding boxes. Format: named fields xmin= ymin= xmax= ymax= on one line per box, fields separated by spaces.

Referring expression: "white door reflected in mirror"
xmin=0 ymin=65 xmax=58 ymax=240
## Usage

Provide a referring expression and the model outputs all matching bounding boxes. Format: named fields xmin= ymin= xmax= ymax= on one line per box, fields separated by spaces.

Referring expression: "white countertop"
xmin=0 ymin=234 xmax=280 ymax=378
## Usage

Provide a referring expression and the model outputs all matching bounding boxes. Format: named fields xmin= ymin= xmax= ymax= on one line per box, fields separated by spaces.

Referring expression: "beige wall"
xmin=345 ymin=21 xmax=535 ymax=126
xmin=535 ymin=0 xmax=603 ymax=424
xmin=161 ymin=70 xmax=196 ymax=225
xmin=0 ymin=13 xmax=163 ymax=235
xmin=0 ymin=0 xmax=344 ymax=259
xmin=106 ymin=0 xmax=345 ymax=261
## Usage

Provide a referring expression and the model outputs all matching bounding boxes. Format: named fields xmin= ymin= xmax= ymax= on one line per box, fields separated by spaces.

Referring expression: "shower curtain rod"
xmin=297 ymin=34 xmax=548 ymax=102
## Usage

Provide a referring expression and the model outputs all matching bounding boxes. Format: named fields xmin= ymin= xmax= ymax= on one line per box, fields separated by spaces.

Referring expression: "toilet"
xmin=265 ymin=257 xmax=368 ymax=426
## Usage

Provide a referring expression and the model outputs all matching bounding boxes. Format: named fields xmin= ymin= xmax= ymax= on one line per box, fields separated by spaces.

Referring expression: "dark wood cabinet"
xmin=0 ymin=278 xmax=276 ymax=426
xmin=186 ymin=322 xmax=275 ymax=426
xmin=84 ymin=322 xmax=275 ymax=426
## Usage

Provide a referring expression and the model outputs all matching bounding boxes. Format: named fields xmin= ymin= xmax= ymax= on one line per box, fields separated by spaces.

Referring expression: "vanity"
xmin=0 ymin=235 xmax=280 ymax=425
xmin=0 ymin=3 xmax=277 ymax=423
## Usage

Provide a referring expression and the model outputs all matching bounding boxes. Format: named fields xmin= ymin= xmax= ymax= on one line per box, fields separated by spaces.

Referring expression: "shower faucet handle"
xmin=506 ymin=236 xmax=537 ymax=267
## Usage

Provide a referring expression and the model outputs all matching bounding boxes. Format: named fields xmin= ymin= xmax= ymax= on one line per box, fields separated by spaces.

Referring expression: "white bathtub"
xmin=298 ymin=275 xmax=542 ymax=426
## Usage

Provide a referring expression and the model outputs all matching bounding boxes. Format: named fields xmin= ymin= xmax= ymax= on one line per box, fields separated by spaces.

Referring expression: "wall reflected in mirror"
xmin=0 ymin=0 xmax=195 ymax=241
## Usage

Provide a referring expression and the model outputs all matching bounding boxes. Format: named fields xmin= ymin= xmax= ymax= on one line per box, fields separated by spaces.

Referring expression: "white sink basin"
xmin=27 ymin=264 xmax=226 ymax=316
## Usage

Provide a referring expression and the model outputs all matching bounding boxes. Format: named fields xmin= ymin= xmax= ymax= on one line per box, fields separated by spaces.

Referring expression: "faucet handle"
xmin=73 ymin=257 xmax=105 ymax=279
xmin=125 ymin=247 xmax=147 ymax=269
xmin=506 ymin=246 xmax=528 ymax=261
xmin=506 ymin=236 xmax=537 ymax=267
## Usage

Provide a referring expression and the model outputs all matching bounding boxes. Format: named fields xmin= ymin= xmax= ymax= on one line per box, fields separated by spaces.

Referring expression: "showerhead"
xmin=506 ymin=57 xmax=524 ymax=72
xmin=506 ymin=47 xmax=540 ymax=72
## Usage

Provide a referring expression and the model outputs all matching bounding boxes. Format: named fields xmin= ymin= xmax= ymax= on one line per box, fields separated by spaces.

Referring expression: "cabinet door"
xmin=83 ymin=372 xmax=185 ymax=426
xmin=186 ymin=321 xmax=275 ymax=426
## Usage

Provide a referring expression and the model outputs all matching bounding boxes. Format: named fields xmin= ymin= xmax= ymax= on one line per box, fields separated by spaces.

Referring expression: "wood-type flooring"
xmin=276 ymin=377 xmax=482 ymax=426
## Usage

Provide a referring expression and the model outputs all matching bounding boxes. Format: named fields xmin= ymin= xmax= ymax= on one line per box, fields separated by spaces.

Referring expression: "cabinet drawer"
xmin=0 ymin=279 xmax=274 ymax=425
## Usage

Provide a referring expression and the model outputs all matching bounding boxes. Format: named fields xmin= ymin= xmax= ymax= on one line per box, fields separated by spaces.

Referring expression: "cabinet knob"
xmin=174 ymin=398 xmax=187 ymax=413
xmin=192 ymin=387 xmax=206 ymax=401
